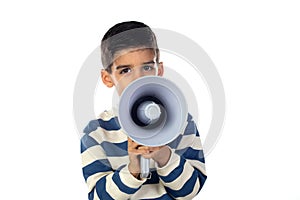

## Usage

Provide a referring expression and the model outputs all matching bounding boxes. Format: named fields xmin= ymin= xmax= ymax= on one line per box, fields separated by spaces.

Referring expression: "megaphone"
xmin=118 ymin=76 xmax=188 ymax=178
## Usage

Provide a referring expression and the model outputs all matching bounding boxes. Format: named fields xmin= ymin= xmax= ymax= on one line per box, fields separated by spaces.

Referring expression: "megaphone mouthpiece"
xmin=130 ymin=96 xmax=164 ymax=127
xmin=137 ymin=101 xmax=161 ymax=125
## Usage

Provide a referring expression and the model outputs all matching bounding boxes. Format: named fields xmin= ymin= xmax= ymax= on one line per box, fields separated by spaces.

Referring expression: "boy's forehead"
xmin=113 ymin=48 xmax=156 ymax=66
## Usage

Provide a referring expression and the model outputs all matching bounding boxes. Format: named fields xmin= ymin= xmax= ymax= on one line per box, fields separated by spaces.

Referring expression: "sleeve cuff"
xmin=156 ymin=148 xmax=181 ymax=176
xmin=118 ymin=165 xmax=147 ymax=188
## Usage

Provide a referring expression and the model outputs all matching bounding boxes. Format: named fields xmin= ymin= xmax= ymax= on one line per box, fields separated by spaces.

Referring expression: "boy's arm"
xmin=156 ymin=116 xmax=207 ymax=200
xmin=81 ymin=123 xmax=146 ymax=200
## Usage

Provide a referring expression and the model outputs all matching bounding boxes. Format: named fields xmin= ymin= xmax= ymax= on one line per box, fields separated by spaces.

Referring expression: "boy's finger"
xmin=128 ymin=138 xmax=143 ymax=148
xmin=128 ymin=139 xmax=140 ymax=148
xmin=129 ymin=148 xmax=150 ymax=154
xmin=137 ymin=146 xmax=150 ymax=150
xmin=148 ymin=147 xmax=161 ymax=152
xmin=128 ymin=143 xmax=144 ymax=150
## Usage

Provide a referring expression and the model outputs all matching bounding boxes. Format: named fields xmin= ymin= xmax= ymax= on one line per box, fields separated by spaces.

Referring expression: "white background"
xmin=0 ymin=0 xmax=299 ymax=199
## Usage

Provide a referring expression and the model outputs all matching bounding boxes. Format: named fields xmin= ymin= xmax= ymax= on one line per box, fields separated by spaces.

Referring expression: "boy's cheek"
xmin=114 ymin=79 xmax=134 ymax=95
xmin=115 ymin=84 xmax=126 ymax=96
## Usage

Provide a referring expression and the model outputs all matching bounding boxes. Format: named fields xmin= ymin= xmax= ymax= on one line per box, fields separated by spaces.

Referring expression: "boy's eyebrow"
xmin=115 ymin=64 xmax=131 ymax=70
xmin=115 ymin=61 xmax=155 ymax=70
xmin=142 ymin=61 xmax=155 ymax=65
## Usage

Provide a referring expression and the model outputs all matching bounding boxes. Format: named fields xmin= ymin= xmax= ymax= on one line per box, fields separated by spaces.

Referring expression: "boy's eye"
xmin=120 ymin=68 xmax=132 ymax=74
xmin=143 ymin=65 xmax=154 ymax=71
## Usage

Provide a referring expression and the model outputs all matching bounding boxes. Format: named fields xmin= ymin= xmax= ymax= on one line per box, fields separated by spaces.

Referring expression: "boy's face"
xmin=101 ymin=49 xmax=164 ymax=95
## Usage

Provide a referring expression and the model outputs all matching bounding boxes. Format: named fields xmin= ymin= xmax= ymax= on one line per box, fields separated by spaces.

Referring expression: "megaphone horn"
xmin=118 ymin=76 xmax=188 ymax=178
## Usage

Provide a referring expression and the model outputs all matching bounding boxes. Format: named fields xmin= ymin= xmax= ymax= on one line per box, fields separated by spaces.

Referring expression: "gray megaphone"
xmin=118 ymin=76 xmax=188 ymax=178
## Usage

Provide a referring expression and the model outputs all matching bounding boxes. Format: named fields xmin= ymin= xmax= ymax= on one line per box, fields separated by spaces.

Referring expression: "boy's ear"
xmin=157 ymin=62 xmax=164 ymax=76
xmin=101 ymin=69 xmax=114 ymax=88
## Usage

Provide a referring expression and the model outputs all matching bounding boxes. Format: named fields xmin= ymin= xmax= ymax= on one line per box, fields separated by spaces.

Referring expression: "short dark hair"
xmin=101 ymin=21 xmax=160 ymax=73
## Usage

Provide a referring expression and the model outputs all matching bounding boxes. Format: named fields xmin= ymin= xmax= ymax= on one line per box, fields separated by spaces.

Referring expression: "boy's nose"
xmin=132 ymin=69 xmax=146 ymax=80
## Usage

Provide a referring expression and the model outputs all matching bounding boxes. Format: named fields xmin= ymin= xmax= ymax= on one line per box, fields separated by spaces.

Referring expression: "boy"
xmin=81 ymin=21 xmax=207 ymax=200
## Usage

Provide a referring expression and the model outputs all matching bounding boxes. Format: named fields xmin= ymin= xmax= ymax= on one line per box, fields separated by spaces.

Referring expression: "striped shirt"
xmin=81 ymin=110 xmax=207 ymax=200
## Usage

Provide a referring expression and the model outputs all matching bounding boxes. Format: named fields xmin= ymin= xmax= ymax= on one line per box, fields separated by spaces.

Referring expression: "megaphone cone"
xmin=118 ymin=76 xmax=188 ymax=178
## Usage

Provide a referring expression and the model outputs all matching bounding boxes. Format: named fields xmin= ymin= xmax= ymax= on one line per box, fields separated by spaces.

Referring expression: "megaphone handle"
xmin=140 ymin=157 xmax=150 ymax=178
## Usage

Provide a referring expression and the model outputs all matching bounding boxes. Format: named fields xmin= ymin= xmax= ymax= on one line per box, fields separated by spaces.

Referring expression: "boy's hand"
xmin=128 ymin=138 xmax=172 ymax=179
xmin=127 ymin=138 xmax=147 ymax=179
xmin=141 ymin=145 xmax=171 ymax=168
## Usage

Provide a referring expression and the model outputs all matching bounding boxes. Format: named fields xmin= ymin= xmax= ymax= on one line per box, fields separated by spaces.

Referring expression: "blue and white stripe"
xmin=81 ymin=110 xmax=207 ymax=199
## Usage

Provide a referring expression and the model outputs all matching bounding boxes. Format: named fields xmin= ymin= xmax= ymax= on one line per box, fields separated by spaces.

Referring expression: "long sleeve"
xmin=81 ymin=118 xmax=146 ymax=200
xmin=156 ymin=114 xmax=207 ymax=199
xmin=81 ymin=111 xmax=207 ymax=200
